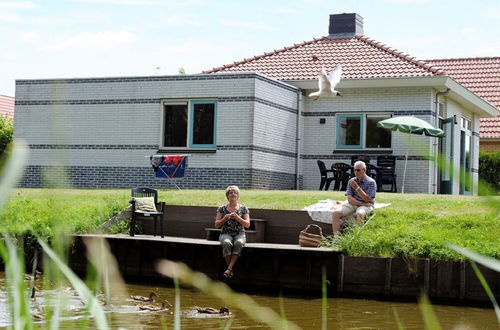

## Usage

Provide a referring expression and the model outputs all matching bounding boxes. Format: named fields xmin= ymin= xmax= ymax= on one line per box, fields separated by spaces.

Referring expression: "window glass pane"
xmin=192 ymin=103 xmax=215 ymax=145
xmin=366 ymin=115 xmax=391 ymax=148
xmin=163 ymin=104 xmax=187 ymax=147
xmin=338 ymin=116 xmax=361 ymax=146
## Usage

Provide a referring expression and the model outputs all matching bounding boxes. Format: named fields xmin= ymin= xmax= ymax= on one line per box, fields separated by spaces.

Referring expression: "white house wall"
xmin=301 ymin=87 xmax=436 ymax=193
xmin=14 ymin=74 xmax=300 ymax=189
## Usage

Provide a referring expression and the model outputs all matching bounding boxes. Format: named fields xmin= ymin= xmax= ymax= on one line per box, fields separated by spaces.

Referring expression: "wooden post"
xmin=337 ymin=254 xmax=344 ymax=293
xmin=423 ymin=258 xmax=430 ymax=293
xmin=384 ymin=258 xmax=392 ymax=297
xmin=459 ymin=260 xmax=466 ymax=301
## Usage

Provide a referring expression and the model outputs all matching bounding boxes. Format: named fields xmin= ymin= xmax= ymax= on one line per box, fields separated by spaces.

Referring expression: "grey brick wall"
xmin=15 ymin=73 xmax=300 ymax=189
xmin=19 ymin=165 xmax=295 ymax=190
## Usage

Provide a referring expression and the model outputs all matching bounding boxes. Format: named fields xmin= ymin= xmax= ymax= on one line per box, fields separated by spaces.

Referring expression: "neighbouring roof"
xmin=480 ymin=117 xmax=500 ymax=139
xmin=204 ymin=35 xmax=445 ymax=79
xmin=426 ymin=57 xmax=500 ymax=139
xmin=425 ymin=57 xmax=500 ymax=109
xmin=0 ymin=95 xmax=14 ymax=120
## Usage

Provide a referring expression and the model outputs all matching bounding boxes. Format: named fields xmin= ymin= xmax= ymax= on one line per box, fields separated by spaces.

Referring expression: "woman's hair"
xmin=225 ymin=185 xmax=240 ymax=198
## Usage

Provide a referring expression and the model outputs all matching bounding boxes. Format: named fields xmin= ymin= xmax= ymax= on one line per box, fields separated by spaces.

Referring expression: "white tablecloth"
xmin=302 ymin=199 xmax=391 ymax=224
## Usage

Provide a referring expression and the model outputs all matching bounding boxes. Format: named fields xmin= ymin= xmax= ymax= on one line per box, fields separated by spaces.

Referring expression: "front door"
xmin=439 ymin=117 xmax=454 ymax=194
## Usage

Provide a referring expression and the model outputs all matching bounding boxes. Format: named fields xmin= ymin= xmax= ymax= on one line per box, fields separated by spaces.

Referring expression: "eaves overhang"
xmin=285 ymin=76 xmax=499 ymax=118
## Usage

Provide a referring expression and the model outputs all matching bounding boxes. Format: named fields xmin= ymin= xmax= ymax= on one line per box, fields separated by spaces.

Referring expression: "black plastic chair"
xmin=376 ymin=156 xmax=397 ymax=192
xmin=317 ymin=160 xmax=335 ymax=190
xmin=130 ymin=187 xmax=165 ymax=237
xmin=351 ymin=155 xmax=371 ymax=166
xmin=366 ymin=163 xmax=383 ymax=191
xmin=331 ymin=162 xmax=352 ymax=191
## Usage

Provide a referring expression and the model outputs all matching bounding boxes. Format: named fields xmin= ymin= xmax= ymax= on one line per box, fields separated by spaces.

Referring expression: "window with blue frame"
xmin=163 ymin=100 xmax=217 ymax=149
xmin=336 ymin=113 xmax=391 ymax=149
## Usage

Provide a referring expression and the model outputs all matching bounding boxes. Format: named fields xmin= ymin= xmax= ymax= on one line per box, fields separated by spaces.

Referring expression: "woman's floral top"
xmin=217 ymin=205 xmax=250 ymax=235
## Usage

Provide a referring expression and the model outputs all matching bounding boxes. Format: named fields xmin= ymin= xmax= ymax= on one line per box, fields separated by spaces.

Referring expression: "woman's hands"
xmin=215 ymin=212 xmax=251 ymax=229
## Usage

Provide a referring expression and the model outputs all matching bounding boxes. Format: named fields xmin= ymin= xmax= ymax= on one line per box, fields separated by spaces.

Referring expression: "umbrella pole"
xmin=402 ymin=153 xmax=408 ymax=193
xmin=402 ymin=133 xmax=410 ymax=194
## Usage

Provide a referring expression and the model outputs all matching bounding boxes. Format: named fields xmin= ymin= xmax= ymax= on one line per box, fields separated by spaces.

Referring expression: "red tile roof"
xmin=426 ymin=57 xmax=500 ymax=139
xmin=426 ymin=57 xmax=500 ymax=110
xmin=0 ymin=95 xmax=14 ymax=120
xmin=204 ymin=35 xmax=445 ymax=79
xmin=204 ymin=35 xmax=500 ymax=139
xmin=480 ymin=116 xmax=500 ymax=139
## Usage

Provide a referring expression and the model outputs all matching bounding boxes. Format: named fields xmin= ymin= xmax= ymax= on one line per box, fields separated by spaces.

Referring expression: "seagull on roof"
xmin=309 ymin=64 xmax=343 ymax=100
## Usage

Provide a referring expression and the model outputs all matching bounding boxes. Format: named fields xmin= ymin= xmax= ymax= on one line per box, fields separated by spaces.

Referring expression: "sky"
xmin=1 ymin=0 xmax=499 ymax=97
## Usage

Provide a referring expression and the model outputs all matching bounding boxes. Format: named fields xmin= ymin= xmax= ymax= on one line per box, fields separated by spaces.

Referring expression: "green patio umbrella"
xmin=377 ymin=116 xmax=445 ymax=193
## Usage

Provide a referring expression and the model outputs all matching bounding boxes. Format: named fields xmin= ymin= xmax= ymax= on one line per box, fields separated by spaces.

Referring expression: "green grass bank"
xmin=1 ymin=188 xmax=498 ymax=260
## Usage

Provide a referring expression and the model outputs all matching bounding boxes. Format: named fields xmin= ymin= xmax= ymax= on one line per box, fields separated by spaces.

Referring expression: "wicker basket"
xmin=299 ymin=224 xmax=325 ymax=247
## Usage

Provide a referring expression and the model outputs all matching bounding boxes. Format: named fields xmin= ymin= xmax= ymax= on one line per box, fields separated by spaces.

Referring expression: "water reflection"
xmin=0 ymin=275 xmax=497 ymax=329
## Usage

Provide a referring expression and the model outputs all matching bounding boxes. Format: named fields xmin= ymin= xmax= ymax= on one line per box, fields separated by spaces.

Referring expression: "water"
xmin=1 ymin=275 xmax=497 ymax=329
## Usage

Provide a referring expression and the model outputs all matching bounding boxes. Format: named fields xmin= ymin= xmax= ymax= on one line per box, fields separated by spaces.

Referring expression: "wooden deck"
xmin=78 ymin=233 xmax=337 ymax=252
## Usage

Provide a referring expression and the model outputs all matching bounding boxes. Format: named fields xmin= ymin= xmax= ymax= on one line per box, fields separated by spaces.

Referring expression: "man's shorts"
xmin=338 ymin=201 xmax=374 ymax=218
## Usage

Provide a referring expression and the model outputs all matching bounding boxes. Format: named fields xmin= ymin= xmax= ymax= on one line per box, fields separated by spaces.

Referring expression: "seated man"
xmin=332 ymin=160 xmax=377 ymax=236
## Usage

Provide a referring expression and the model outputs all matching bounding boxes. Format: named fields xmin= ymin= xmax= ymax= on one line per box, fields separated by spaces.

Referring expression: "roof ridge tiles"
xmin=202 ymin=37 xmax=326 ymax=74
xmin=354 ymin=34 xmax=446 ymax=75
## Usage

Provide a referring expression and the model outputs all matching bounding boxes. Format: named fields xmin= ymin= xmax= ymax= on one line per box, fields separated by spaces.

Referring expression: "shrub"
xmin=478 ymin=152 xmax=500 ymax=195
xmin=0 ymin=116 xmax=13 ymax=155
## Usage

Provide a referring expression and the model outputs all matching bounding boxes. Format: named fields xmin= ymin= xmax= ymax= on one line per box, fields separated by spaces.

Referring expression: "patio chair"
xmin=317 ymin=160 xmax=335 ymax=190
xmin=376 ymin=156 xmax=397 ymax=192
xmin=130 ymin=187 xmax=165 ymax=237
xmin=366 ymin=163 xmax=383 ymax=191
xmin=331 ymin=162 xmax=352 ymax=191
xmin=351 ymin=155 xmax=371 ymax=166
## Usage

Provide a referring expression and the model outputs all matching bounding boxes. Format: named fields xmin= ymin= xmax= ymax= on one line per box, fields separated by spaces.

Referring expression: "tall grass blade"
xmin=0 ymin=236 xmax=32 ymax=329
xmin=38 ymin=239 xmax=109 ymax=329
xmin=392 ymin=307 xmax=405 ymax=330
xmin=0 ymin=141 xmax=27 ymax=210
xmin=222 ymin=318 xmax=234 ymax=330
xmin=278 ymin=292 xmax=288 ymax=330
xmin=157 ymin=259 xmax=302 ymax=330
xmin=447 ymin=243 xmax=500 ymax=272
xmin=173 ymin=277 xmax=181 ymax=330
xmin=83 ymin=237 xmax=128 ymax=305
xmin=418 ymin=294 xmax=441 ymax=330
xmin=322 ymin=267 xmax=327 ymax=330
xmin=470 ymin=262 xmax=500 ymax=322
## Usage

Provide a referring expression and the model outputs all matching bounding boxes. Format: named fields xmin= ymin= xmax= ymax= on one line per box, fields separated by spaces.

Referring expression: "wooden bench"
xmin=205 ymin=218 xmax=267 ymax=243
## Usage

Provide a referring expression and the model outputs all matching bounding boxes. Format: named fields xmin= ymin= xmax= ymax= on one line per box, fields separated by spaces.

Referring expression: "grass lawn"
xmin=1 ymin=188 xmax=498 ymax=260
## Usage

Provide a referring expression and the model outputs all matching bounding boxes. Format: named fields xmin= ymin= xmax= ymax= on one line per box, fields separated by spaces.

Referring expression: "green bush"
xmin=478 ymin=152 xmax=500 ymax=194
xmin=0 ymin=116 xmax=13 ymax=155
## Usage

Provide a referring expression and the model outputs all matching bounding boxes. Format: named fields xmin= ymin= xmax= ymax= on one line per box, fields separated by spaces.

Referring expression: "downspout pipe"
xmin=433 ymin=88 xmax=450 ymax=194
xmin=295 ymin=90 xmax=303 ymax=190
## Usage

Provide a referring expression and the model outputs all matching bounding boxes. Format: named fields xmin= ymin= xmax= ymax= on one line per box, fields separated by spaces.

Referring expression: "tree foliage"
xmin=0 ymin=116 xmax=13 ymax=155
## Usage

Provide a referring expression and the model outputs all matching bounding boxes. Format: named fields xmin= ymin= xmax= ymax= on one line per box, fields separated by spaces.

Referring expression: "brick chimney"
xmin=328 ymin=13 xmax=363 ymax=39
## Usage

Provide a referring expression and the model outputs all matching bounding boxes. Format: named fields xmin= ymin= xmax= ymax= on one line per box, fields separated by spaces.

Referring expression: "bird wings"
xmin=309 ymin=64 xmax=342 ymax=98
xmin=328 ymin=64 xmax=342 ymax=92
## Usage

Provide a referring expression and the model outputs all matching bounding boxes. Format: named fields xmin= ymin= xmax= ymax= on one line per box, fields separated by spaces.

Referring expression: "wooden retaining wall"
xmin=67 ymin=206 xmax=500 ymax=305
xmin=143 ymin=205 xmax=332 ymax=244
xmin=69 ymin=234 xmax=500 ymax=305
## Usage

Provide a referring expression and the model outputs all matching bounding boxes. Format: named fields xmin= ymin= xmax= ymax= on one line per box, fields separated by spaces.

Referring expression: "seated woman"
xmin=214 ymin=185 xmax=250 ymax=279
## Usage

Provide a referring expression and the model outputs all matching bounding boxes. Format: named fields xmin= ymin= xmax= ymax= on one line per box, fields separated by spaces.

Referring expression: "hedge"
xmin=478 ymin=151 xmax=500 ymax=195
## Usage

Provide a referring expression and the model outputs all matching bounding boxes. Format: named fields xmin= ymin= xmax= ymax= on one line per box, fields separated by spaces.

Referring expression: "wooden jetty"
xmin=68 ymin=205 xmax=500 ymax=305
